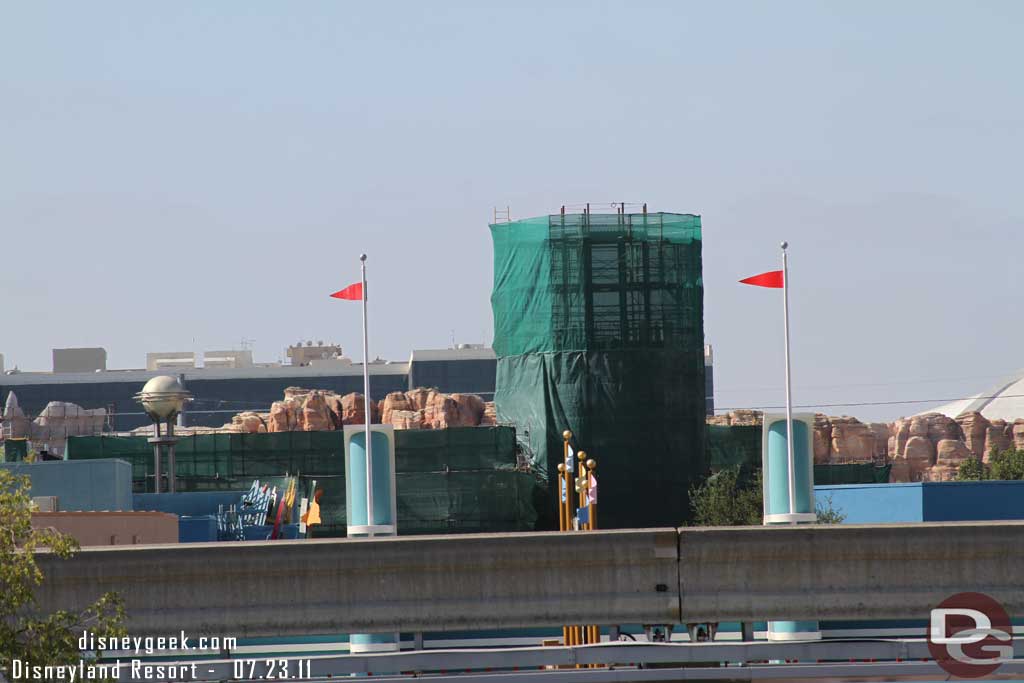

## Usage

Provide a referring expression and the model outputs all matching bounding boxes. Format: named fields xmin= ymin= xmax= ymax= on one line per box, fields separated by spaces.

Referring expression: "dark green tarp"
xmin=2 ymin=439 xmax=29 ymax=462
xmin=491 ymin=213 xmax=707 ymax=529
xmin=66 ymin=427 xmax=538 ymax=536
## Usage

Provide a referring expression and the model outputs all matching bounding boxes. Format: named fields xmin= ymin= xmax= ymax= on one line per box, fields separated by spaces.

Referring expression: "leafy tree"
xmin=957 ymin=456 xmax=986 ymax=481
xmin=988 ymin=448 xmax=1024 ymax=481
xmin=690 ymin=465 xmax=846 ymax=526
xmin=689 ymin=465 xmax=763 ymax=526
xmin=0 ymin=469 xmax=125 ymax=672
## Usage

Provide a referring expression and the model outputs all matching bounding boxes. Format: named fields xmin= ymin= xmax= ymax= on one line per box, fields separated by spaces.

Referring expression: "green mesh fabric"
xmin=66 ymin=427 xmax=538 ymax=535
xmin=491 ymin=213 xmax=703 ymax=355
xmin=491 ymin=213 xmax=707 ymax=528
xmin=814 ymin=464 xmax=892 ymax=485
xmin=2 ymin=439 xmax=29 ymax=462
xmin=707 ymin=425 xmax=762 ymax=469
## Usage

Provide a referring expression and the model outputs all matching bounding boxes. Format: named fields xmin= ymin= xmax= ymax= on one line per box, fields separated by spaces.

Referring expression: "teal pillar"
xmin=345 ymin=426 xmax=398 ymax=653
xmin=762 ymin=413 xmax=820 ymax=641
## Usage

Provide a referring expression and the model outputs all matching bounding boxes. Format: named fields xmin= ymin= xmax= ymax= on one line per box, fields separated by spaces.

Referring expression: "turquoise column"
xmin=762 ymin=413 xmax=820 ymax=641
xmin=345 ymin=426 xmax=398 ymax=654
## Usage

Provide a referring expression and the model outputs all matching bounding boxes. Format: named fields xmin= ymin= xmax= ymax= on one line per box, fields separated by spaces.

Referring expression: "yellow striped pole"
xmin=576 ymin=450 xmax=587 ymax=530
xmin=586 ymin=458 xmax=597 ymax=531
xmin=563 ymin=432 xmax=574 ymax=532
xmin=557 ymin=463 xmax=567 ymax=532
xmin=561 ymin=431 xmax=572 ymax=646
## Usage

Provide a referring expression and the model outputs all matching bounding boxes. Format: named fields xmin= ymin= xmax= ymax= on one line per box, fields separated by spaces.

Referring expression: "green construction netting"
xmin=2 ymin=439 xmax=29 ymax=462
xmin=66 ymin=427 xmax=538 ymax=536
xmin=814 ymin=464 xmax=892 ymax=485
xmin=491 ymin=213 xmax=707 ymax=529
xmin=705 ymin=424 xmax=892 ymax=484
xmin=706 ymin=425 xmax=761 ymax=469
xmin=492 ymin=213 xmax=704 ymax=356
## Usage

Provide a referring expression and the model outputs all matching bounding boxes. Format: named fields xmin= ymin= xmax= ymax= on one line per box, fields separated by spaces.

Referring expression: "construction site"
xmin=4 ymin=206 xmax=1007 ymax=534
xmin=2 ymin=207 xmax=712 ymax=532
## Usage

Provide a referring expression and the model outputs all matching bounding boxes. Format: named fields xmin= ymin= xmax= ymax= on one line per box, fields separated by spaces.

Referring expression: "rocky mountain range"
xmin=708 ymin=410 xmax=1024 ymax=482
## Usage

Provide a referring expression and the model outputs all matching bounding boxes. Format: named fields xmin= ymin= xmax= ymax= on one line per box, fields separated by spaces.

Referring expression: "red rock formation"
xmin=706 ymin=409 xmax=762 ymax=427
xmin=829 ymin=416 xmax=876 ymax=463
xmin=422 ymin=391 xmax=459 ymax=429
xmin=390 ymin=410 xmax=424 ymax=430
xmin=380 ymin=392 xmax=414 ymax=425
xmin=868 ymin=423 xmax=891 ymax=459
xmin=450 ymin=393 xmax=485 ymax=427
xmin=405 ymin=387 xmax=434 ymax=412
xmin=985 ymin=419 xmax=1013 ymax=457
xmin=232 ymin=412 xmax=267 ymax=433
xmin=902 ymin=435 xmax=935 ymax=481
xmin=339 ymin=392 xmax=380 ymax=425
xmin=284 ymin=386 xmax=311 ymax=400
xmin=957 ymin=412 xmax=990 ymax=459
xmin=302 ymin=391 xmax=334 ymax=431
xmin=813 ymin=414 xmax=832 ymax=464
xmin=324 ymin=394 xmax=345 ymax=429
xmin=888 ymin=418 xmax=911 ymax=459
xmin=1014 ymin=420 xmax=1024 ymax=450
xmin=267 ymin=400 xmax=297 ymax=432
xmin=935 ymin=438 xmax=972 ymax=467
xmin=480 ymin=401 xmax=497 ymax=426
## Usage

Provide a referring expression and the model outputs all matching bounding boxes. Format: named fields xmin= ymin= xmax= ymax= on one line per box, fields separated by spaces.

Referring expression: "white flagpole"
xmin=780 ymin=241 xmax=796 ymax=519
xmin=359 ymin=253 xmax=374 ymax=534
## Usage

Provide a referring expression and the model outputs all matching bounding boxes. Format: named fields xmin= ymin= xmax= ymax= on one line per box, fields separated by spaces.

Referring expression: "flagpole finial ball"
xmin=586 ymin=459 xmax=596 ymax=470
xmin=563 ymin=430 xmax=572 ymax=440
xmin=359 ymin=253 xmax=367 ymax=262
xmin=557 ymin=463 xmax=566 ymax=473
xmin=578 ymin=451 xmax=586 ymax=460
xmin=780 ymin=241 xmax=788 ymax=250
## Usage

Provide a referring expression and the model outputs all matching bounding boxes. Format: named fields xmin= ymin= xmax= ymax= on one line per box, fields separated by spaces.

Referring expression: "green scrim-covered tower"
xmin=491 ymin=211 xmax=707 ymax=528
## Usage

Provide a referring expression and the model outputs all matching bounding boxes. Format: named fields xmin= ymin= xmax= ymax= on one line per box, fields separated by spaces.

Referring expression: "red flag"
xmin=739 ymin=270 xmax=784 ymax=288
xmin=329 ymin=282 xmax=363 ymax=300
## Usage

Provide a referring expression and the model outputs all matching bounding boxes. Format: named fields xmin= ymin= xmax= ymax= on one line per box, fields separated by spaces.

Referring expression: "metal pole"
xmin=360 ymin=254 xmax=374 ymax=534
xmin=587 ymin=460 xmax=597 ymax=530
xmin=152 ymin=421 xmax=161 ymax=493
xmin=167 ymin=420 xmax=176 ymax=494
xmin=561 ymin=456 xmax=569 ymax=532
xmin=176 ymin=373 xmax=186 ymax=429
xmin=577 ymin=453 xmax=587 ymax=530
xmin=781 ymin=242 xmax=796 ymax=518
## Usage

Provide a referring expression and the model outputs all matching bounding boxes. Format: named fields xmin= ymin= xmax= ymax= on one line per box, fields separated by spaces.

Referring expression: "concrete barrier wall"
xmin=32 ymin=521 xmax=1024 ymax=637
xmin=678 ymin=521 xmax=1024 ymax=622
xmin=34 ymin=528 xmax=680 ymax=638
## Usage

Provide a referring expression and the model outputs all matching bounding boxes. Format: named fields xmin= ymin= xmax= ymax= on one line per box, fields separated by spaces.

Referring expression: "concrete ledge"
xmin=34 ymin=528 xmax=680 ymax=637
xmin=32 ymin=521 xmax=1024 ymax=637
xmin=678 ymin=520 xmax=1024 ymax=621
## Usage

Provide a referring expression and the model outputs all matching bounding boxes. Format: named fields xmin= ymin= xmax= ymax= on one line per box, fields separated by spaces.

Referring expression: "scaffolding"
xmin=491 ymin=209 xmax=707 ymax=528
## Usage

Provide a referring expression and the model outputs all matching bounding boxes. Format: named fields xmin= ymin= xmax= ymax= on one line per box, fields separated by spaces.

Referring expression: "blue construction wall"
xmin=921 ymin=481 xmax=1024 ymax=521
xmin=815 ymin=480 xmax=1024 ymax=524
xmin=179 ymin=516 xmax=218 ymax=542
xmin=814 ymin=483 xmax=924 ymax=524
xmin=135 ymin=490 xmax=250 ymax=543
xmin=0 ymin=459 xmax=133 ymax=511
xmin=134 ymin=490 xmax=248 ymax=516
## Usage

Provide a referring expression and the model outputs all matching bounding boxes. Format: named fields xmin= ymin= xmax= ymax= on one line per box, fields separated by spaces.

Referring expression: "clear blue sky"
xmin=2 ymin=2 xmax=1022 ymax=421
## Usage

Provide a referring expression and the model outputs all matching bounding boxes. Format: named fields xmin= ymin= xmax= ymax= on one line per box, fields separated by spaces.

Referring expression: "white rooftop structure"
xmin=924 ymin=371 xmax=1024 ymax=421
xmin=408 ymin=345 xmax=496 ymax=362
